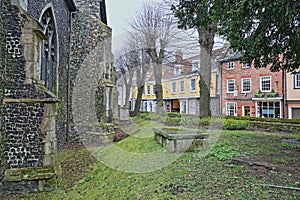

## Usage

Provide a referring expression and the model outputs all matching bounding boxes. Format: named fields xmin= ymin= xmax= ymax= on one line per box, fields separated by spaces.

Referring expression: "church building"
xmin=0 ymin=0 xmax=114 ymax=193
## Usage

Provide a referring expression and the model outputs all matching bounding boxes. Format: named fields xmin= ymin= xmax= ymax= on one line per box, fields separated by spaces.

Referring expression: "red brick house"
xmin=220 ymin=53 xmax=284 ymax=118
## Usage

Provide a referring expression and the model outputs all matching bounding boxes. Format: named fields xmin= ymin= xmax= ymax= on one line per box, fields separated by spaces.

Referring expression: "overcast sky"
xmin=106 ymin=0 xmax=147 ymax=37
xmin=105 ymin=0 xmax=223 ymax=54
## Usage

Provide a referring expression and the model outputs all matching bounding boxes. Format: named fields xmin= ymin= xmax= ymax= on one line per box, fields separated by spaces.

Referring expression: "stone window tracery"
xmin=40 ymin=8 xmax=57 ymax=93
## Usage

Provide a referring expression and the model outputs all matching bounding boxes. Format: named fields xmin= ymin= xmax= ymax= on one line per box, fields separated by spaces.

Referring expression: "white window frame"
xmin=146 ymin=85 xmax=151 ymax=95
xmin=172 ymin=82 xmax=176 ymax=94
xmin=241 ymin=78 xmax=251 ymax=93
xmin=192 ymin=60 xmax=200 ymax=71
xmin=226 ymin=102 xmax=237 ymax=116
xmin=242 ymin=105 xmax=251 ymax=116
xmin=152 ymin=84 xmax=156 ymax=95
xmin=227 ymin=79 xmax=235 ymax=93
xmin=180 ymin=80 xmax=185 ymax=93
xmin=228 ymin=62 xmax=234 ymax=69
xmin=190 ymin=78 xmax=196 ymax=92
xmin=260 ymin=76 xmax=271 ymax=92
xmin=242 ymin=62 xmax=250 ymax=68
xmin=174 ymin=64 xmax=181 ymax=75
xmin=294 ymin=72 xmax=300 ymax=89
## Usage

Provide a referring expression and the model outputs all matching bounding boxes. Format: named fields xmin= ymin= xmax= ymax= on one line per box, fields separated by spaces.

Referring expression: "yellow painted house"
xmin=132 ymin=49 xmax=223 ymax=115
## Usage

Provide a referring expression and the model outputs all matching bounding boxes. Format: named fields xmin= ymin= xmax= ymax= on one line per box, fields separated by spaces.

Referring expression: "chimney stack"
xmin=175 ymin=49 xmax=183 ymax=62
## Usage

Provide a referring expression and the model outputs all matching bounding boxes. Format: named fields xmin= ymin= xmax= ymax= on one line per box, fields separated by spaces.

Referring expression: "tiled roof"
xmin=219 ymin=52 xmax=243 ymax=62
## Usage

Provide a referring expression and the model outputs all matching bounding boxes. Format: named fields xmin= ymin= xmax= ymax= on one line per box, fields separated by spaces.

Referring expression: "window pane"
xmin=261 ymin=76 xmax=271 ymax=91
xmin=228 ymin=62 xmax=234 ymax=69
xmin=295 ymin=73 xmax=300 ymax=88
xmin=190 ymin=78 xmax=196 ymax=91
xmin=147 ymin=85 xmax=150 ymax=94
xmin=227 ymin=80 xmax=235 ymax=92
xmin=242 ymin=78 xmax=251 ymax=92
xmin=226 ymin=102 xmax=236 ymax=116
xmin=172 ymin=82 xmax=176 ymax=93
xmin=180 ymin=81 xmax=184 ymax=92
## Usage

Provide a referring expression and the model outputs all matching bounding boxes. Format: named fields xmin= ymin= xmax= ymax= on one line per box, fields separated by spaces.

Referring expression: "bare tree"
xmin=133 ymin=49 xmax=150 ymax=116
xmin=115 ymin=36 xmax=150 ymax=117
xmin=115 ymin=45 xmax=137 ymax=109
xmin=130 ymin=2 xmax=176 ymax=115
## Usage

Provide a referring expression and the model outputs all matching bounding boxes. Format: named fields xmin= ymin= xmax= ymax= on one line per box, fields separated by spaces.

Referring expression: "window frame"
xmin=260 ymin=76 xmax=271 ymax=92
xmin=40 ymin=8 xmax=57 ymax=93
xmin=174 ymin=64 xmax=181 ymax=75
xmin=192 ymin=60 xmax=200 ymax=71
xmin=242 ymin=62 xmax=250 ymax=68
xmin=241 ymin=78 xmax=251 ymax=93
xmin=146 ymin=85 xmax=151 ymax=95
xmin=227 ymin=62 xmax=234 ymax=70
xmin=180 ymin=80 xmax=185 ymax=93
xmin=227 ymin=79 xmax=235 ymax=93
xmin=294 ymin=72 xmax=300 ymax=89
xmin=152 ymin=84 xmax=156 ymax=94
xmin=172 ymin=82 xmax=176 ymax=94
xmin=190 ymin=78 xmax=196 ymax=92
xmin=226 ymin=102 xmax=237 ymax=116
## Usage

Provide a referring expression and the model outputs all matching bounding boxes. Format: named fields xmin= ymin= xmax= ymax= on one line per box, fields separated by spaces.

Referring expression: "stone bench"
xmin=153 ymin=127 xmax=209 ymax=153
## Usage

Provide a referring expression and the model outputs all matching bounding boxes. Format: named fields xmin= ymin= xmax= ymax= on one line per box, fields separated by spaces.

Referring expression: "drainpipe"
xmin=66 ymin=11 xmax=76 ymax=142
xmin=282 ymin=69 xmax=286 ymax=118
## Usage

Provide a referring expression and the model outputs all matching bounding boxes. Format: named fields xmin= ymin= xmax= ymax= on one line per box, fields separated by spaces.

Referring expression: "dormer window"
xmin=242 ymin=62 xmax=250 ymax=68
xmin=174 ymin=64 xmax=181 ymax=75
xmin=192 ymin=60 xmax=199 ymax=71
xmin=227 ymin=62 xmax=234 ymax=69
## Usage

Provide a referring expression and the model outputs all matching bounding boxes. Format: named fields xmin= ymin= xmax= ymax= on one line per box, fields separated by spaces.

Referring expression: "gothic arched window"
xmin=40 ymin=8 xmax=57 ymax=93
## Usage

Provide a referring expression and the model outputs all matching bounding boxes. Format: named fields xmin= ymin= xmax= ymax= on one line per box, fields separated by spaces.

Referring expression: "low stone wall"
xmin=76 ymin=123 xmax=115 ymax=146
xmin=249 ymin=121 xmax=300 ymax=133
xmin=2 ymin=166 xmax=57 ymax=194
xmin=153 ymin=128 xmax=209 ymax=153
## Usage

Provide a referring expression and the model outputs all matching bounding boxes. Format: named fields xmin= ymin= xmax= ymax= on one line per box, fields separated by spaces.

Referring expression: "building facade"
xmin=134 ymin=48 xmax=227 ymax=115
xmin=286 ymin=70 xmax=300 ymax=119
xmin=0 ymin=0 xmax=114 ymax=193
xmin=220 ymin=53 xmax=284 ymax=118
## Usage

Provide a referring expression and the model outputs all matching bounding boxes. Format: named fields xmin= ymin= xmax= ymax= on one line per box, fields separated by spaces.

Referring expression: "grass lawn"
xmin=4 ymin=121 xmax=300 ymax=200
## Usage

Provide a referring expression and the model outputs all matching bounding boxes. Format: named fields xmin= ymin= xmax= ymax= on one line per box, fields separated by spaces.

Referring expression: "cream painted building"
xmin=286 ymin=70 xmax=300 ymax=119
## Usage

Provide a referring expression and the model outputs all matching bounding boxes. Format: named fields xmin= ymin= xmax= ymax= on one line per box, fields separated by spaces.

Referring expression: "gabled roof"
xmin=219 ymin=52 xmax=243 ymax=63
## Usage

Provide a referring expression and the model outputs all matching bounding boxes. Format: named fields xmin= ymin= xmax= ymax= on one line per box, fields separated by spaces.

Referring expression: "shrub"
xmin=165 ymin=116 xmax=181 ymax=126
xmin=198 ymin=117 xmax=211 ymax=126
xmin=225 ymin=115 xmax=300 ymax=124
xmin=223 ymin=119 xmax=250 ymax=130
xmin=138 ymin=111 xmax=151 ymax=120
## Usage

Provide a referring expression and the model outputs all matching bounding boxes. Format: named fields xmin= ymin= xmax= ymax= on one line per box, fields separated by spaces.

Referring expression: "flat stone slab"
xmin=153 ymin=127 xmax=209 ymax=153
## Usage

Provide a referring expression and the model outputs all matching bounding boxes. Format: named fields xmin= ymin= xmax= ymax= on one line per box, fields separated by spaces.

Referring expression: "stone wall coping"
xmin=3 ymin=98 xmax=59 ymax=104
xmin=3 ymin=166 xmax=55 ymax=182
xmin=249 ymin=121 xmax=300 ymax=127
xmin=153 ymin=128 xmax=208 ymax=140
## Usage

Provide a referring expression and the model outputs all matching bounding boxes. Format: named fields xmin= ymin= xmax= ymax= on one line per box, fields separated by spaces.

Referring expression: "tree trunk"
xmin=197 ymin=25 xmax=216 ymax=118
xmin=153 ymin=63 xmax=164 ymax=115
xmin=124 ymin=75 xmax=133 ymax=109
xmin=133 ymin=85 xmax=144 ymax=116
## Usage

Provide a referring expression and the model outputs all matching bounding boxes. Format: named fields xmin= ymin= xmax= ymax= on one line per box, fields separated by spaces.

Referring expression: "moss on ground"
xmin=6 ymin=124 xmax=300 ymax=200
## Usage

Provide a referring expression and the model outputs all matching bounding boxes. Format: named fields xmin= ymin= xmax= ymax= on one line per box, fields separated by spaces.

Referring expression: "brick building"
xmin=220 ymin=52 xmax=284 ymax=118
xmin=0 ymin=0 xmax=114 ymax=193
